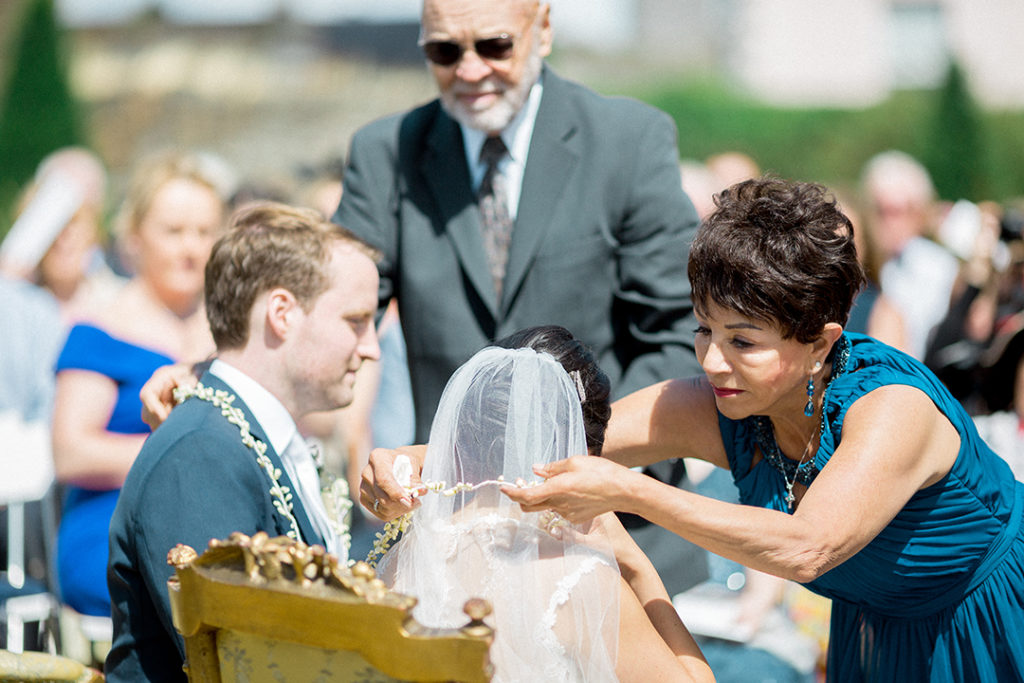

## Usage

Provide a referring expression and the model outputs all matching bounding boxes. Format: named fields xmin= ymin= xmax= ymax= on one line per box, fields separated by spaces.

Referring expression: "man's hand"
xmin=359 ymin=445 xmax=427 ymax=520
xmin=140 ymin=363 xmax=198 ymax=431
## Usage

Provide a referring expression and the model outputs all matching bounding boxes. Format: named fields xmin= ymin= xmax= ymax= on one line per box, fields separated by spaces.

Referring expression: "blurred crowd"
xmin=2 ymin=140 xmax=1023 ymax=678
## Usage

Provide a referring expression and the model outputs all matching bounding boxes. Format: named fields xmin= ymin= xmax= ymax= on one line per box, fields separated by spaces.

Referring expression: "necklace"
xmin=751 ymin=334 xmax=851 ymax=511
xmin=785 ymin=422 xmax=819 ymax=509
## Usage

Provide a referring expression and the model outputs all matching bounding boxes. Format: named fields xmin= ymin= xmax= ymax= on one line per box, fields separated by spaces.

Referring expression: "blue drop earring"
xmin=804 ymin=361 xmax=822 ymax=417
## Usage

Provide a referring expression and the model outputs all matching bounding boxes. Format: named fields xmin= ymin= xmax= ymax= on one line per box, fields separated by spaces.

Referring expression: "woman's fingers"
xmin=139 ymin=363 xmax=197 ymax=430
xmin=360 ymin=447 xmax=421 ymax=520
xmin=532 ymin=455 xmax=587 ymax=479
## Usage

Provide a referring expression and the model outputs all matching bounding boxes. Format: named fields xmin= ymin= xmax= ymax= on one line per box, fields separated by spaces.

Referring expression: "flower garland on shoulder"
xmin=314 ymin=445 xmax=354 ymax=561
xmin=173 ymin=383 xmax=352 ymax=554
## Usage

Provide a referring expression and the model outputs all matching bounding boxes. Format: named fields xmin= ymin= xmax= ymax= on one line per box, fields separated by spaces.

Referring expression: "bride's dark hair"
xmin=492 ymin=325 xmax=612 ymax=455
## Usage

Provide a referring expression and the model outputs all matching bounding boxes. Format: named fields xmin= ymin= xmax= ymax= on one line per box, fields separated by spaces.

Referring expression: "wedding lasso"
xmin=365 ymin=455 xmax=568 ymax=566
xmin=169 ymin=384 xmax=558 ymax=568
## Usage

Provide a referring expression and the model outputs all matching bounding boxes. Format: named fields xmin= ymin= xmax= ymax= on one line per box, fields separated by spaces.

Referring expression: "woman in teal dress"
xmin=372 ymin=177 xmax=1024 ymax=680
xmin=51 ymin=152 xmax=225 ymax=617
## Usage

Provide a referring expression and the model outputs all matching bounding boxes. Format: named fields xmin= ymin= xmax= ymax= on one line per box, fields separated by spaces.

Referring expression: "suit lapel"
xmin=422 ymin=114 xmax=501 ymax=318
xmin=197 ymin=372 xmax=325 ymax=548
xmin=501 ymin=70 xmax=579 ymax=314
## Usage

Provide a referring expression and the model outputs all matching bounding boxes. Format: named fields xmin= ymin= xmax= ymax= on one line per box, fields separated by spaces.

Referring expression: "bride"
xmin=375 ymin=326 xmax=712 ymax=682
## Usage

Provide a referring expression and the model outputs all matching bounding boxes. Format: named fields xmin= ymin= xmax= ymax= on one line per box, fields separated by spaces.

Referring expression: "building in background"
xmin=2 ymin=0 xmax=1018 ymax=202
xmin=51 ymin=0 xmax=1024 ymax=108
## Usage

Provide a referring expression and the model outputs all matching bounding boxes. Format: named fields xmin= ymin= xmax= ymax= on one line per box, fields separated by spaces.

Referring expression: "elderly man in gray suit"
xmin=340 ymin=0 xmax=707 ymax=593
xmin=335 ymin=0 xmax=701 ymax=439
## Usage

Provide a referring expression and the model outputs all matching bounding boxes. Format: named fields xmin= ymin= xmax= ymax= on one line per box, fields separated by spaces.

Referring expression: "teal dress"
xmin=55 ymin=324 xmax=173 ymax=617
xmin=719 ymin=333 xmax=1024 ymax=682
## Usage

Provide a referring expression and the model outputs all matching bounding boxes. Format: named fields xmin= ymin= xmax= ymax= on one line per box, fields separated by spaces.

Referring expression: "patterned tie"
xmin=478 ymin=135 xmax=513 ymax=300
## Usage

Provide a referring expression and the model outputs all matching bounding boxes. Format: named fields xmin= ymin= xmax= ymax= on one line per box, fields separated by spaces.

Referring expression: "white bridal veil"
xmin=379 ymin=347 xmax=620 ymax=682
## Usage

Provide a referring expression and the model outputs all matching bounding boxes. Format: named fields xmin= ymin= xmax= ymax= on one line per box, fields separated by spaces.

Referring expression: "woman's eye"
xmin=693 ymin=326 xmax=710 ymax=336
xmin=731 ymin=337 xmax=753 ymax=349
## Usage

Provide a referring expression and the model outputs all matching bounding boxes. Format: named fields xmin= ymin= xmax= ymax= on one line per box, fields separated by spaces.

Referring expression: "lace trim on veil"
xmin=538 ymin=554 xmax=608 ymax=659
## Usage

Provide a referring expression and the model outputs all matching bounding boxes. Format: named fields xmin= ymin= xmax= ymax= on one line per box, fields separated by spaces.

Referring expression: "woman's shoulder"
xmin=834 ymin=333 xmax=936 ymax=396
xmin=56 ymin=321 xmax=174 ymax=376
xmin=826 ymin=333 xmax=966 ymax=433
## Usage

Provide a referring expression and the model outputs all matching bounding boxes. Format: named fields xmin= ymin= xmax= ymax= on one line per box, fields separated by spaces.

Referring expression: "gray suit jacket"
xmin=335 ymin=67 xmax=701 ymax=441
xmin=105 ymin=372 xmax=325 ymax=682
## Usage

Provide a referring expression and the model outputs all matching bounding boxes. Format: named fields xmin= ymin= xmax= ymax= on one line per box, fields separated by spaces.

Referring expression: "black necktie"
xmin=478 ymin=136 xmax=513 ymax=300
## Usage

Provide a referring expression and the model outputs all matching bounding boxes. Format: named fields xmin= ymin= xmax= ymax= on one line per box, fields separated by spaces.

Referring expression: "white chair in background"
xmin=0 ymin=413 xmax=61 ymax=654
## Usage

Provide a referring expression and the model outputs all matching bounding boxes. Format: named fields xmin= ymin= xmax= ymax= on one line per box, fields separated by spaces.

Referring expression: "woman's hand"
xmin=139 ymin=363 xmax=198 ymax=430
xmin=502 ymin=456 xmax=640 ymax=524
xmin=359 ymin=445 xmax=428 ymax=520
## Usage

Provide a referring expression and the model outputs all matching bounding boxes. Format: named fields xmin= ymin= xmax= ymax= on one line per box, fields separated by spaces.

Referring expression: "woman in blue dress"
xmin=471 ymin=177 xmax=1020 ymax=680
xmin=51 ymin=151 xmax=226 ymax=618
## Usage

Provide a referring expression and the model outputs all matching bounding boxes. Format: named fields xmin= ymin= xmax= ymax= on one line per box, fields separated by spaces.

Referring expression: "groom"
xmin=105 ymin=203 xmax=381 ymax=682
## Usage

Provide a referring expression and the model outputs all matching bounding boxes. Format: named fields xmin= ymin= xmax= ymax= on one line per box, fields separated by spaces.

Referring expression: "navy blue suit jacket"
xmin=105 ymin=372 xmax=324 ymax=682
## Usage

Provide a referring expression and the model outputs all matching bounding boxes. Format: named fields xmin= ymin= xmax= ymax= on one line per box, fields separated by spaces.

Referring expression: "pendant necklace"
xmin=751 ymin=334 xmax=851 ymax=511
xmin=783 ymin=421 xmax=819 ymax=509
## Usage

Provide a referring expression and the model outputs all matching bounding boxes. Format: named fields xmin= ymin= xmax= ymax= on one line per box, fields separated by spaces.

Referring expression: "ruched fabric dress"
xmin=55 ymin=324 xmax=173 ymax=617
xmin=719 ymin=333 xmax=1024 ymax=682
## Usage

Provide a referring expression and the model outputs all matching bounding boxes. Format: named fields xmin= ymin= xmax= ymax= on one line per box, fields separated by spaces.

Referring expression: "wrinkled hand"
xmin=140 ymin=363 xmax=198 ymax=431
xmin=501 ymin=455 xmax=635 ymax=524
xmin=359 ymin=446 xmax=427 ymax=521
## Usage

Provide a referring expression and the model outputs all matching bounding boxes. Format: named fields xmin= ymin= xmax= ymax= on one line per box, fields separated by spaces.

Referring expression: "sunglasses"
xmin=420 ymin=34 xmax=515 ymax=66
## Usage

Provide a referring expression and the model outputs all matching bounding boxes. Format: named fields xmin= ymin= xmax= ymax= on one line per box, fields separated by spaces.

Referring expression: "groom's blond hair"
xmin=204 ymin=202 xmax=378 ymax=350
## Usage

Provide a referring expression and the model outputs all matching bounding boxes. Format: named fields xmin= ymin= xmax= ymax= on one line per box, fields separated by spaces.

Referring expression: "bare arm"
xmin=617 ymin=576 xmax=715 ymax=683
xmin=359 ymin=374 xmax=723 ymax=520
xmin=508 ymin=385 xmax=959 ymax=583
xmin=602 ymin=376 xmax=729 ymax=470
xmin=51 ymin=370 xmax=147 ymax=488
xmin=594 ymin=514 xmax=711 ymax=681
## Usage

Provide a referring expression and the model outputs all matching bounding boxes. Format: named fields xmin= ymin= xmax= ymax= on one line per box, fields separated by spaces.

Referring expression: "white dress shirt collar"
xmin=209 ymin=359 xmax=295 ymax=458
xmin=208 ymin=359 xmax=341 ymax=555
xmin=460 ymin=73 xmax=544 ymax=220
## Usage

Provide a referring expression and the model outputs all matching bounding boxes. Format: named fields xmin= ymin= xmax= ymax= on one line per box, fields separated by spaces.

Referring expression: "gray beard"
xmin=438 ymin=51 xmax=543 ymax=133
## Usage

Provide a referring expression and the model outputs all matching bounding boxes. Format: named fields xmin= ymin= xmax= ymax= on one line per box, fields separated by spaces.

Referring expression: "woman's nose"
xmin=700 ymin=341 xmax=729 ymax=374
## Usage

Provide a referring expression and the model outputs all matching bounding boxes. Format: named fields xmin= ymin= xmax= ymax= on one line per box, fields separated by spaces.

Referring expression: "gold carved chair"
xmin=168 ymin=532 xmax=494 ymax=683
xmin=0 ymin=649 xmax=104 ymax=682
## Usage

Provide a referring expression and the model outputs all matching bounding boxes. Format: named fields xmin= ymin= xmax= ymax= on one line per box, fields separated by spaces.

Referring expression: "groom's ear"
xmin=264 ymin=287 xmax=300 ymax=342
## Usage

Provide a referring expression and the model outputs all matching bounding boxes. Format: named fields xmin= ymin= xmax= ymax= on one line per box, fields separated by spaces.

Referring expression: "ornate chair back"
xmin=0 ymin=649 xmax=103 ymax=682
xmin=168 ymin=532 xmax=493 ymax=683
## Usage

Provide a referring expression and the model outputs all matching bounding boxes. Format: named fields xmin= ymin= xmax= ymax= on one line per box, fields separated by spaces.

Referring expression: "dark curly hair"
xmin=689 ymin=177 xmax=866 ymax=343
xmin=493 ymin=325 xmax=612 ymax=455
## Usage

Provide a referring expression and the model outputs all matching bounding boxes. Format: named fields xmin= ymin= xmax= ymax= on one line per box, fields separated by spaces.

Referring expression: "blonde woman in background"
xmin=51 ymin=151 xmax=228 ymax=619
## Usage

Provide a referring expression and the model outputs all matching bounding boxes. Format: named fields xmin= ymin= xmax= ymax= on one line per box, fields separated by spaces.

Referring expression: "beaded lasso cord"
xmin=365 ymin=476 xmax=567 ymax=566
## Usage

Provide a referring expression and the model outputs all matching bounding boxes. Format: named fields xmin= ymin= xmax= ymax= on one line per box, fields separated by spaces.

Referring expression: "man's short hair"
xmin=205 ymin=202 xmax=379 ymax=350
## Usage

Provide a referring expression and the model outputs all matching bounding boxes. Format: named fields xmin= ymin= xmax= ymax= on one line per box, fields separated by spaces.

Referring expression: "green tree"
xmin=0 ymin=0 xmax=84 ymax=233
xmin=925 ymin=61 xmax=988 ymax=201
